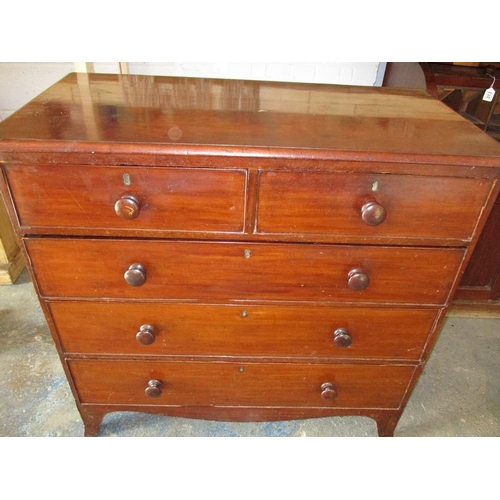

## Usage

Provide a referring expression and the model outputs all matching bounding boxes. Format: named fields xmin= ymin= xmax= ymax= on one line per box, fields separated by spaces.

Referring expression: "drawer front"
xmin=27 ymin=239 xmax=464 ymax=304
xmin=51 ymin=301 xmax=437 ymax=361
xmin=257 ymin=172 xmax=491 ymax=240
xmin=69 ymin=359 xmax=415 ymax=409
xmin=5 ymin=165 xmax=246 ymax=233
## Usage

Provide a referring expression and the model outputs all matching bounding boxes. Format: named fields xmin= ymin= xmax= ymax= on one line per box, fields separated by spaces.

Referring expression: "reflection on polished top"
xmin=1 ymin=72 xmax=500 ymax=160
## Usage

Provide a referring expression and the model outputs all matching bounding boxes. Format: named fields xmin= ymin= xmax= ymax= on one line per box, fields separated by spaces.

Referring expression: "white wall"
xmin=127 ymin=62 xmax=382 ymax=86
xmin=0 ymin=62 xmax=384 ymax=121
xmin=0 ymin=62 xmax=74 ymax=120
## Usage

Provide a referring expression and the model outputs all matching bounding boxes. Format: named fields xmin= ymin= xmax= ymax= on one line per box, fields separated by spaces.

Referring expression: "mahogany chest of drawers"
xmin=1 ymin=73 xmax=500 ymax=436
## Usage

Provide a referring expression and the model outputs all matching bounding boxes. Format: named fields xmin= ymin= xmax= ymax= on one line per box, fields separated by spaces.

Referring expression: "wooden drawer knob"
xmin=361 ymin=201 xmax=386 ymax=226
xmin=333 ymin=328 xmax=352 ymax=347
xmin=136 ymin=324 xmax=156 ymax=345
xmin=124 ymin=263 xmax=147 ymax=286
xmin=145 ymin=379 xmax=163 ymax=398
xmin=115 ymin=194 xmax=140 ymax=220
xmin=347 ymin=268 xmax=370 ymax=291
xmin=321 ymin=382 xmax=337 ymax=400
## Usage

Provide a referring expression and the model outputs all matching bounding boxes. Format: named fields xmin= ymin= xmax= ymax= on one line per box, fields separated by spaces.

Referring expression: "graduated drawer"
xmin=68 ymin=359 xmax=415 ymax=409
xmin=27 ymin=238 xmax=464 ymax=304
xmin=257 ymin=172 xmax=491 ymax=241
xmin=4 ymin=164 xmax=246 ymax=233
xmin=50 ymin=301 xmax=437 ymax=361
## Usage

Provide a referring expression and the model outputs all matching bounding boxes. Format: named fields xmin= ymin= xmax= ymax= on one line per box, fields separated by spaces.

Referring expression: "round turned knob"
xmin=347 ymin=268 xmax=370 ymax=291
xmin=320 ymin=382 xmax=337 ymax=400
xmin=124 ymin=263 xmax=147 ymax=287
xmin=136 ymin=324 xmax=156 ymax=345
xmin=145 ymin=379 xmax=163 ymax=398
xmin=333 ymin=328 xmax=352 ymax=348
xmin=361 ymin=201 xmax=386 ymax=226
xmin=114 ymin=194 xmax=140 ymax=220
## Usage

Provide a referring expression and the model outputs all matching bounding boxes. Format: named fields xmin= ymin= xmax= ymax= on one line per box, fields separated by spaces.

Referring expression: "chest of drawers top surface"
xmin=2 ymin=73 xmax=500 ymax=438
xmin=1 ymin=72 xmax=500 ymax=166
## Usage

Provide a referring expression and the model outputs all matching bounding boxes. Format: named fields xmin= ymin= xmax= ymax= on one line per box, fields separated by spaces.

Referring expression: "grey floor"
xmin=1 ymin=270 xmax=499 ymax=437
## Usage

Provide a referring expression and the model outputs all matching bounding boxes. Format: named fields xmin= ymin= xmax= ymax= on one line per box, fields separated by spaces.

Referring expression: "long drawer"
xmin=5 ymin=165 xmax=246 ymax=233
xmin=257 ymin=171 xmax=491 ymax=240
xmin=68 ymin=359 xmax=415 ymax=409
xmin=50 ymin=301 xmax=438 ymax=360
xmin=26 ymin=239 xmax=464 ymax=304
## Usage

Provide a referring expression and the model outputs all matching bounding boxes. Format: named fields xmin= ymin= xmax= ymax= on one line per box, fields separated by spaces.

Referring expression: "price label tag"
xmin=483 ymin=87 xmax=496 ymax=102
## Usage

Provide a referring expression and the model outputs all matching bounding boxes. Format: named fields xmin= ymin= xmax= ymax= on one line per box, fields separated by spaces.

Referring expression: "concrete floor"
xmin=1 ymin=270 xmax=499 ymax=437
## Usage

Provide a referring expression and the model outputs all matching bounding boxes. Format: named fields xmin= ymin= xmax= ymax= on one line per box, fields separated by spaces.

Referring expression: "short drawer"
xmin=257 ymin=172 xmax=491 ymax=241
xmin=50 ymin=301 xmax=438 ymax=361
xmin=5 ymin=164 xmax=246 ymax=233
xmin=27 ymin=238 xmax=464 ymax=304
xmin=68 ymin=359 xmax=415 ymax=409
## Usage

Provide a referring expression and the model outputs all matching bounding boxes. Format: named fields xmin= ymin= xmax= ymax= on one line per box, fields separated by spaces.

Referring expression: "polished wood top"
xmin=1 ymin=72 xmax=500 ymax=164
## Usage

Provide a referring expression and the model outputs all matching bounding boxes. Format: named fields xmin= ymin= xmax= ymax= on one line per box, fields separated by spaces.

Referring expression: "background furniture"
xmin=0 ymin=196 xmax=24 ymax=284
xmin=384 ymin=62 xmax=500 ymax=311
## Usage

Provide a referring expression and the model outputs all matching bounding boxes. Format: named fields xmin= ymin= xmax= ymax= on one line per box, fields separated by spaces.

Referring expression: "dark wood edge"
xmin=2 ymin=140 xmax=500 ymax=170
xmin=11 ymin=225 xmax=476 ymax=247
xmin=244 ymin=169 xmax=258 ymax=234
xmin=3 ymin=154 xmax=500 ymax=180
xmin=77 ymin=404 xmax=404 ymax=437
xmin=0 ymin=166 xmax=21 ymax=230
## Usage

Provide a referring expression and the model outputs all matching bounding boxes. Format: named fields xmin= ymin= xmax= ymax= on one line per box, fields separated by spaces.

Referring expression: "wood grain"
xmin=5 ymin=164 xmax=246 ymax=233
xmin=257 ymin=171 xmax=491 ymax=241
xmin=1 ymin=73 xmax=500 ymax=163
xmin=1 ymin=72 xmax=499 ymax=436
xmin=69 ymin=359 xmax=415 ymax=409
xmin=0 ymin=192 xmax=24 ymax=284
xmin=49 ymin=301 xmax=439 ymax=360
xmin=26 ymin=238 xmax=464 ymax=304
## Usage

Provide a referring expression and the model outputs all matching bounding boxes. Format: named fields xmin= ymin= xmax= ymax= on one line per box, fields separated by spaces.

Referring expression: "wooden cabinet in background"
xmin=384 ymin=62 xmax=500 ymax=311
xmin=0 ymin=194 xmax=24 ymax=285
